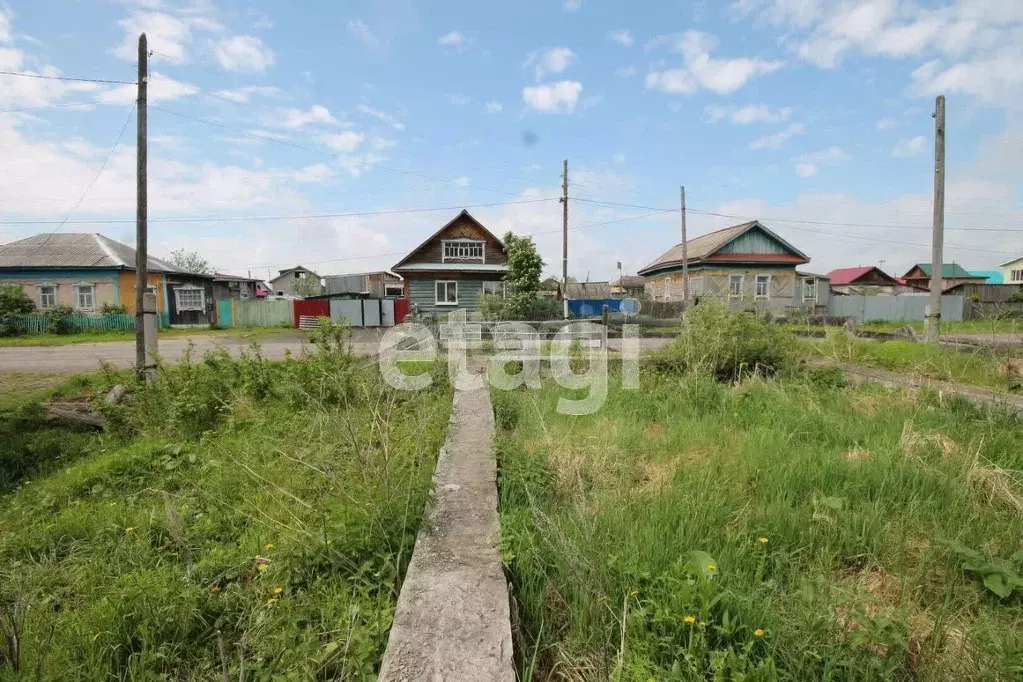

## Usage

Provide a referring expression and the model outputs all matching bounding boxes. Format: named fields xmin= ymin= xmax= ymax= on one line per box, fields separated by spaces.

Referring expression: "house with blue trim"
xmin=0 ymin=233 xmax=214 ymax=326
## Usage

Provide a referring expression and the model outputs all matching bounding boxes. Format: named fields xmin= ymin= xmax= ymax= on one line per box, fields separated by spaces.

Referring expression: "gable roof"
xmin=0 ymin=233 xmax=189 ymax=273
xmin=904 ymin=263 xmax=984 ymax=279
xmin=565 ymin=281 xmax=613 ymax=299
xmin=637 ymin=221 xmax=809 ymax=276
xmin=826 ymin=266 xmax=897 ymax=286
xmin=999 ymin=256 xmax=1023 ymax=267
xmin=612 ymin=275 xmax=646 ymax=288
xmin=274 ymin=265 xmax=318 ymax=278
xmin=392 ymin=210 xmax=505 ymax=271
xmin=214 ymin=272 xmax=258 ymax=282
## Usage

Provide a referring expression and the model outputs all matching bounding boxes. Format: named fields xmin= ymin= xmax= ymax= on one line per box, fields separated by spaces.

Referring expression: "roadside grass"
xmin=495 ymin=370 xmax=1023 ymax=680
xmin=803 ymin=333 xmax=1016 ymax=392
xmin=0 ymin=329 xmax=451 ymax=678
xmin=0 ymin=325 xmax=297 ymax=348
xmin=852 ymin=320 xmax=1023 ymax=336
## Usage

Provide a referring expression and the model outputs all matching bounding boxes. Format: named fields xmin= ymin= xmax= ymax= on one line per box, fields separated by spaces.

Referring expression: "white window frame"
xmin=36 ymin=282 xmax=57 ymax=309
xmin=662 ymin=277 xmax=672 ymax=300
xmin=435 ymin=280 xmax=458 ymax=306
xmin=384 ymin=283 xmax=404 ymax=297
xmin=174 ymin=285 xmax=206 ymax=312
xmin=755 ymin=274 xmax=771 ymax=299
xmin=802 ymin=277 xmax=817 ymax=303
xmin=728 ymin=274 xmax=744 ymax=298
xmin=73 ymin=282 xmax=96 ymax=311
xmin=1013 ymin=269 xmax=1023 ymax=283
xmin=441 ymin=239 xmax=485 ymax=263
xmin=482 ymin=281 xmax=506 ymax=298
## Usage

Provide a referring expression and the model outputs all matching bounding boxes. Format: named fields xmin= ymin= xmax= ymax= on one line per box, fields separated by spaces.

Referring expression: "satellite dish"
xmin=620 ymin=298 xmax=641 ymax=317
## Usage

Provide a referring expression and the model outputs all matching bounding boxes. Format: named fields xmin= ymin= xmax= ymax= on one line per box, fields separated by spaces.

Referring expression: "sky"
xmin=1 ymin=0 xmax=1022 ymax=282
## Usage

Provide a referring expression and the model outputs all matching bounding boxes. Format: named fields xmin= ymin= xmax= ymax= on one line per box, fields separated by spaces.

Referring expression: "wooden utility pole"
xmin=135 ymin=32 xmax=149 ymax=380
xmin=561 ymin=159 xmax=569 ymax=319
xmin=925 ymin=95 xmax=945 ymax=344
xmin=680 ymin=186 xmax=689 ymax=307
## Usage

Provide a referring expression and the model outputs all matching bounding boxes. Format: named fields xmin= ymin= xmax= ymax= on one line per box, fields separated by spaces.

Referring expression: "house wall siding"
xmin=1 ymin=269 xmax=120 ymax=311
xmin=717 ymin=230 xmax=789 ymax=255
xmin=117 ymin=272 xmax=170 ymax=314
xmin=400 ymin=217 xmax=507 ymax=267
xmin=166 ymin=276 xmax=215 ymax=326
xmin=406 ymin=273 xmax=505 ymax=314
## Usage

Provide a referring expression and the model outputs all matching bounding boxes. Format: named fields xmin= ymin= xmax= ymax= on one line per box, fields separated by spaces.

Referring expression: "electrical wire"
xmin=0 ymin=70 xmax=134 ymax=85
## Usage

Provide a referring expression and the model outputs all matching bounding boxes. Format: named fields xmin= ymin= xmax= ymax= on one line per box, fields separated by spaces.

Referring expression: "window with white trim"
xmin=1012 ymin=269 xmax=1023 ymax=283
xmin=728 ymin=274 xmax=743 ymax=298
xmin=442 ymin=240 xmax=484 ymax=262
xmin=385 ymin=283 xmax=404 ymax=297
xmin=435 ymin=280 xmax=458 ymax=305
xmin=175 ymin=285 xmax=205 ymax=311
xmin=482 ymin=281 xmax=506 ymax=298
xmin=663 ymin=277 xmax=672 ymax=300
xmin=802 ymin=278 xmax=817 ymax=302
xmin=37 ymin=284 xmax=57 ymax=309
xmin=73 ymin=283 xmax=95 ymax=310
xmin=755 ymin=275 xmax=771 ymax=299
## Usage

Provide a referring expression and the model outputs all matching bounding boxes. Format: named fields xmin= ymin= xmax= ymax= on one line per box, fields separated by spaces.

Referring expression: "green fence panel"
xmin=233 ymin=300 xmax=293 ymax=328
xmin=2 ymin=313 xmax=140 ymax=335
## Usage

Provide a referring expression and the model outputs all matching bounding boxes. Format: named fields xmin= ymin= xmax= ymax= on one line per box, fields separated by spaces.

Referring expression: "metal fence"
xmin=828 ymin=294 xmax=964 ymax=323
xmin=0 ymin=312 xmax=161 ymax=335
xmin=232 ymin=299 xmax=293 ymax=328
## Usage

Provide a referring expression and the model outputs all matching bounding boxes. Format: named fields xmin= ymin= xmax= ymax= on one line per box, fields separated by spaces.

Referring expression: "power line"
xmin=0 ymin=197 xmax=556 ymax=226
xmin=0 ymin=70 xmax=134 ymax=85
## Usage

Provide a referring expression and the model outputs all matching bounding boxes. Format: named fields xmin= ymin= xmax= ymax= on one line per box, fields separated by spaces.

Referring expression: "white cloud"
xmin=748 ymin=122 xmax=804 ymax=149
xmin=792 ymin=145 xmax=849 ymax=176
xmin=453 ymin=176 xmax=470 ymax=186
xmin=357 ymin=104 xmax=405 ymax=130
xmin=439 ymin=30 xmax=472 ymax=52
xmin=892 ymin=135 xmax=927 ymax=157
xmin=485 ymin=100 xmax=503 ymax=113
xmin=322 ymin=131 xmax=365 ymax=152
xmin=910 ymin=47 xmax=1023 ymax=106
xmin=290 ymin=163 xmax=333 ymax=183
xmin=348 ymin=19 xmax=380 ymax=47
xmin=615 ymin=65 xmax=636 ymax=78
xmin=0 ymin=8 xmax=12 ymax=43
xmin=706 ymin=103 xmax=792 ymax=124
xmin=564 ymin=0 xmax=582 ymax=11
xmin=876 ymin=116 xmax=898 ymax=130
xmin=98 ymin=73 xmax=198 ymax=105
xmin=525 ymin=47 xmax=576 ymax=80
xmin=280 ymin=105 xmax=339 ymax=129
xmin=794 ymin=162 xmax=817 ymax=177
xmin=212 ymin=85 xmax=282 ymax=103
xmin=449 ymin=94 xmax=472 ymax=106
xmin=112 ymin=11 xmax=221 ymax=64
xmin=214 ymin=35 xmax=275 ymax=72
xmin=613 ymin=152 xmax=626 ymax=164
xmin=609 ymin=29 xmax=634 ymax=47
xmin=371 ymin=136 xmax=397 ymax=150
xmin=645 ymin=30 xmax=782 ymax=95
xmin=522 ymin=80 xmax=583 ymax=114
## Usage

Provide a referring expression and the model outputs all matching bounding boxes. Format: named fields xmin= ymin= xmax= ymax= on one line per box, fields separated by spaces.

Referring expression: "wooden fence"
xmin=1 ymin=313 xmax=141 ymax=335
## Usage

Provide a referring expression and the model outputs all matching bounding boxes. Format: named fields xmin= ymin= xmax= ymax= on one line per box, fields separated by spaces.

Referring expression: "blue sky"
xmin=1 ymin=0 xmax=1021 ymax=281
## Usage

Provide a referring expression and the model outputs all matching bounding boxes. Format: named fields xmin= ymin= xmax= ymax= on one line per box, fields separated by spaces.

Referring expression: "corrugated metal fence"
xmin=0 ymin=313 xmax=164 ymax=334
xmin=828 ymin=294 xmax=964 ymax=323
xmin=231 ymin=299 xmax=293 ymax=328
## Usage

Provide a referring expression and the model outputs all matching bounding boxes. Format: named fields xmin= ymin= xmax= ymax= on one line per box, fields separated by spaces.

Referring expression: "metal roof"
xmin=638 ymin=221 xmax=809 ymax=275
xmin=0 ymin=233 xmax=189 ymax=273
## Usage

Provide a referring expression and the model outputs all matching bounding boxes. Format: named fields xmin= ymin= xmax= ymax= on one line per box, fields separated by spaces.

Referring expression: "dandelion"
xmin=267 ymin=597 xmax=279 ymax=605
xmin=256 ymin=564 xmax=268 ymax=572
xmin=683 ymin=615 xmax=696 ymax=624
xmin=759 ymin=537 xmax=768 ymax=544
xmin=707 ymin=563 xmax=717 ymax=572
xmin=265 ymin=543 xmax=274 ymax=550
xmin=754 ymin=628 xmax=765 ymax=637
xmin=326 ymin=539 xmax=333 ymax=546
xmin=273 ymin=586 xmax=283 ymax=595
xmin=124 ymin=527 xmax=136 ymax=534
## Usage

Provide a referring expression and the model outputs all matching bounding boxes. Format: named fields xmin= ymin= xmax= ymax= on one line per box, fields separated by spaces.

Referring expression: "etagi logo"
xmin=378 ymin=309 xmax=640 ymax=415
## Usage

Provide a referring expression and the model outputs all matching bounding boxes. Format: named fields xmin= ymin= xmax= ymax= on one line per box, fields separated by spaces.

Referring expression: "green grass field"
xmin=0 ymin=326 xmax=297 ymax=348
xmin=494 ymin=370 xmax=1023 ymax=680
xmin=802 ymin=334 xmax=1017 ymax=393
xmin=0 ymin=337 xmax=451 ymax=678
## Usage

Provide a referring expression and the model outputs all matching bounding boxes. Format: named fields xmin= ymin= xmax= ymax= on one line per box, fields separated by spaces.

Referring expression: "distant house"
xmin=796 ymin=271 xmax=831 ymax=307
xmin=901 ymin=263 xmax=987 ymax=292
xmin=638 ymin=220 xmax=810 ymax=309
xmin=826 ymin=266 xmax=902 ymax=295
xmin=998 ymin=257 xmax=1023 ymax=285
xmin=538 ymin=277 xmax=562 ymax=299
xmin=213 ymin=273 xmax=258 ymax=301
xmin=269 ymin=266 xmax=322 ymax=297
xmin=322 ymin=271 xmax=403 ymax=298
xmin=610 ymin=275 xmax=646 ymax=297
xmin=564 ymin=281 xmax=613 ymax=299
xmin=969 ymin=270 xmax=1004 ymax=284
xmin=0 ymin=232 xmax=214 ymax=326
xmin=392 ymin=210 xmax=507 ymax=315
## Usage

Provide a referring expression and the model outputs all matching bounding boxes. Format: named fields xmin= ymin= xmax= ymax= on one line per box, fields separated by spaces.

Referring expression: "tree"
xmin=503 ymin=232 xmax=545 ymax=319
xmin=292 ymin=274 xmax=323 ymax=298
xmin=0 ymin=284 xmax=35 ymax=316
xmin=170 ymin=249 xmax=214 ymax=275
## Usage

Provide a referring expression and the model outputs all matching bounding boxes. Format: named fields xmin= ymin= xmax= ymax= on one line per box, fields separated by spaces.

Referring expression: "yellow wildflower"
xmin=124 ymin=527 xmax=136 ymax=534
xmin=256 ymin=564 xmax=268 ymax=572
xmin=273 ymin=586 xmax=283 ymax=595
xmin=753 ymin=628 xmax=765 ymax=637
xmin=326 ymin=539 xmax=333 ymax=546
xmin=265 ymin=543 xmax=274 ymax=550
xmin=683 ymin=616 xmax=696 ymax=624
xmin=759 ymin=537 xmax=769 ymax=544
xmin=707 ymin=563 xmax=717 ymax=572
xmin=267 ymin=597 xmax=279 ymax=605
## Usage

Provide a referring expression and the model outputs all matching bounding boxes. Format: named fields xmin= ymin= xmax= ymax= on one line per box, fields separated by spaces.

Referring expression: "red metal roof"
xmin=826 ymin=266 xmax=893 ymax=285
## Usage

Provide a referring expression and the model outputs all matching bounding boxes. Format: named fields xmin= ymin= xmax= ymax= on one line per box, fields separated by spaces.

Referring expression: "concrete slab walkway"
xmin=378 ymin=361 xmax=515 ymax=682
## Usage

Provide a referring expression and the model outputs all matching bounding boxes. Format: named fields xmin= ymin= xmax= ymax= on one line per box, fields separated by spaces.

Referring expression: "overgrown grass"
xmin=0 ymin=326 xmax=297 ymax=347
xmin=804 ymin=333 xmax=1018 ymax=392
xmin=859 ymin=319 xmax=1023 ymax=336
xmin=495 ymin=370 xmax=1023 ymax=680
xmin=0 ymin=327 xmax=451 ymax=679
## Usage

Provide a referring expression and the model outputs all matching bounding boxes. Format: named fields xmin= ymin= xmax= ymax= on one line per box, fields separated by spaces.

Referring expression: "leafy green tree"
xmin=292 ymin=274 xmax=323 ymax=298
xmin=170 ymin=249 xmax=214 ymax=275
xmin=0 ymin=284 xmax=35 ymax=316
xmin=503 ymin=232 xmax=545 ymax=319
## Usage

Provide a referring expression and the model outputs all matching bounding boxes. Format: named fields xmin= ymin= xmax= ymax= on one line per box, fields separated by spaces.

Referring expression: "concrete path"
xmin=379 ymin=361 xmax=515 ymax=682
xmin=809 ymin=357 xmax=1023 ymax=417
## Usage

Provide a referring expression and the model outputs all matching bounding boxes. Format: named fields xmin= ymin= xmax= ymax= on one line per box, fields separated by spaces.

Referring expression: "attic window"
xmin=442 ymin=239 xmax=484 ymax=262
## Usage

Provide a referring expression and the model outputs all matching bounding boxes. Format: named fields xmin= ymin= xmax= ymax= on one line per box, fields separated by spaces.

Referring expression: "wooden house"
xmin=901 ymin=263 xmax=987 ymax=292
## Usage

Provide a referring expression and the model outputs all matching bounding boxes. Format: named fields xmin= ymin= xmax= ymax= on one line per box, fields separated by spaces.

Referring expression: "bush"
xmin=0 ymin=283 xmax=34 ymax=316
xmin=44 ymin=304 xmax=78 ymax=335
xmin=100 ymin=302 xmax=128 ymax=315
xmin=653 ymin=298 xmax=796 ymax=381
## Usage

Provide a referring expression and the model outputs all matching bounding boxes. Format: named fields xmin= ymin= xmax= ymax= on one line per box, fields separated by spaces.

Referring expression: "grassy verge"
xmin=0 ymin=330 xmax=451 ymax=678
xmin=494 ymin=370 xmax=1023 ymax=680
xmin=803 ymin=334 xmax=1017 ymax=393
xmin=835 ymin=320 xmax=1023 ymax=336
xmin=0 ymin=326 xmax=297 ymax=347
